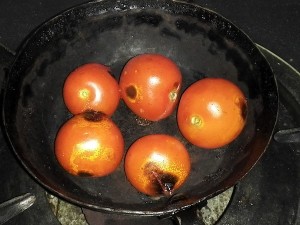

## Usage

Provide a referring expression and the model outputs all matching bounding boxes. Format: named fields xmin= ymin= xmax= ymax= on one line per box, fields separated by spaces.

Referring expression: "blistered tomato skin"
xmin=119 ymin=54 xmax=182 ymax=121
xmin=55 ymin=111 xmax=124 ymax=177
xmin=124 ymin=134 xmax=191 ymax=197
xmin=177 ymin=78 xmax=247 ymax=149
xmin=63 ymin=63 xmax=120 ymax=116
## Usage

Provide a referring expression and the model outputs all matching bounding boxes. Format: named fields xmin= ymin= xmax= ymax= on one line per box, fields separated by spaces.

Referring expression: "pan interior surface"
xmin=2 ymin=0 xmax=278 ymax=215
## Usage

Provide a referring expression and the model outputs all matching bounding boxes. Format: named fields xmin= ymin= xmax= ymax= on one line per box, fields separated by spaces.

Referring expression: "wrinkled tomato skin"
xmin=177 ymin=78 xmax=247 ymax=149
xmin=55 ymin=111 xmax=124 ymax=177
xmin=63 ymin=63 xmax=120 ymax=116
xmin=119 ymin=54 xmax=182 ymax=121
xmin=124 ymin=134 xmax=191 ymax=197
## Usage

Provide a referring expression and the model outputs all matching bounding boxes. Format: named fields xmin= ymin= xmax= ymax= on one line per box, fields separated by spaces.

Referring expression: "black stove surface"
xmin=0 ymin=0 xmax=299 ymax=225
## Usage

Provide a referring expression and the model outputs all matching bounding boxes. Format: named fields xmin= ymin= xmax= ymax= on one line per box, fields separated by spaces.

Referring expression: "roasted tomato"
xmin=177 ymin=78 xmax=247 ymax=149
xmin=124 ymin=134 xmax=191 ymax=197
xmin=63 ymin=63 xmax=120 ymax=116
xmin=55 ymin=111 xmax=124 ymax=177
xmin=119 ymin=53 xmax=182 ymax=121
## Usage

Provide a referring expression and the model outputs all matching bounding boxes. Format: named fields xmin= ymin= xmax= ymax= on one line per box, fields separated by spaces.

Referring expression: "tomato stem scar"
xmin=169 ymin=90 xmax=178 ymax=102
xmin=190 ymin=115 xmax=203 ymax=127
xmin=79 ymin=89 xmax=89 ymax=99
xmin=169 ymin=82 xmax=180 ymax=102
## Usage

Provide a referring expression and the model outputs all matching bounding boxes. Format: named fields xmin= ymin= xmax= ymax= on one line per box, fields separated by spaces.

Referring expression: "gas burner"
xmin=46 ymin=193 xmax=87 ymax=225
xmin=46 ymin=188 xmax=234 ymax=225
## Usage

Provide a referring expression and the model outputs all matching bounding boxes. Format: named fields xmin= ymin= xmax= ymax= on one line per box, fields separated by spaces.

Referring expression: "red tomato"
xmin=63 ymin=63 xmax=120 ymax=116
xmin=55 ymin=111 xmax=124 ymax=177
xmin=119 ymin=54 xmax=182 ymax=121
xmin=124 ymin=134 xmax=191 ymax=196
xmin=177 ymin=78 xmax=247 ymax=149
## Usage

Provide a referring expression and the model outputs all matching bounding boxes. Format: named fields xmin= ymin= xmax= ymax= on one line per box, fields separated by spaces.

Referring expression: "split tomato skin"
xmin=119 ymin=54 xmax=182 ymax=121
xmin=124 ymin=134 xmax=191 ymax=197
xmin=177 ymin=78 xmax=247 ymax=149
xmin=55 ymin=111 xmax=124 ymax=177
xmin=63 ymin=63 xmax=120 ymax=116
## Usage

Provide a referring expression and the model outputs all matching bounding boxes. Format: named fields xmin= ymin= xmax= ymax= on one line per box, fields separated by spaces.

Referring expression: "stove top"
xmin=0 ymin=1 xmax=299 ymax=225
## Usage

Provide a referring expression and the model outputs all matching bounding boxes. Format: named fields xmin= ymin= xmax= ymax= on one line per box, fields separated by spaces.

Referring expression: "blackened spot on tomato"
xmin=161 ymin=174 xmax=176 ymax=191
xmin=145 ymin=163 xmax=178 ymax=196
xmin=77 ymin=171 xmax=93 ymax=177
xmin=153 ymin=173 xmax=178 ymax=195
xmin=235 ymin=97 xmax=248 ymax=121
xmin=83 ymin=110 xmax=106 ymax=122
xmin=126 ymin=85 xmax=137 ymax=100
xmin=172 ymin=82 xmax=178 ymax=89
xmin=240 ymin=100 xmax=248 ymax=120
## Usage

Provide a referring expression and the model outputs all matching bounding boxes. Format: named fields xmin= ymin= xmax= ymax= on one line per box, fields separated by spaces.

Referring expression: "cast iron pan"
xmin=1 ymin=0 xmax=278 ymax=217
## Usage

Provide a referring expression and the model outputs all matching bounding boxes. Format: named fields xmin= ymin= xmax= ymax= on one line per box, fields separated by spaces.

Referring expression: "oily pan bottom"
xmin=2 ymin=1 xmax=278 ymax=215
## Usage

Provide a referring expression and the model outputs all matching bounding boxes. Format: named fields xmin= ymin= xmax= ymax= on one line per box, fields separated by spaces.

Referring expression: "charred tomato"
xmin=63 ymin=63 xmax=120 ymax=116
xmin=119 ymin=54 xmax=182 ymax=121
xmin=124 ymin=134 xmax=191 ymax=197
xmin=55 ymin=111 xmax=124 ymax=177
xmin=177 ymin=78 xmax=247 ymax=149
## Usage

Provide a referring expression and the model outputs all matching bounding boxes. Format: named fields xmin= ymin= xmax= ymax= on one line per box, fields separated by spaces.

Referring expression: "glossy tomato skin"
xmin=55 ymin=111 xmax=124 ymax=177
xmin=63 ymin=63 xmax=120 ymax=116
xmin=124 ymin=134 xmax=191 ymax=197
xmin=177 ymin=78 xmax=247 ymax=149
xmin=119 ymin=54 xmax=182 ymax=121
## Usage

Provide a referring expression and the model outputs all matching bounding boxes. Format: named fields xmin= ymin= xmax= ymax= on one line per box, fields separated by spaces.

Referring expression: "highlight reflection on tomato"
xmin=119 ymin=54 xmax=182 ymax=121
xmin=124 ymin=134 xmax=191 ymax=197
xmin=55 ymin=111 xmax=124 ymax=177
xmin=177 ymin=78 xmax=247 ymax=149
xmin=63 ymin=63 xmax=120 ymax=116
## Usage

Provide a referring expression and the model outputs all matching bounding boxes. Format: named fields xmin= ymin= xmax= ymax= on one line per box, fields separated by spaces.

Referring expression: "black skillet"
xmin=1 ymin=0 xmax=278 ymax=218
